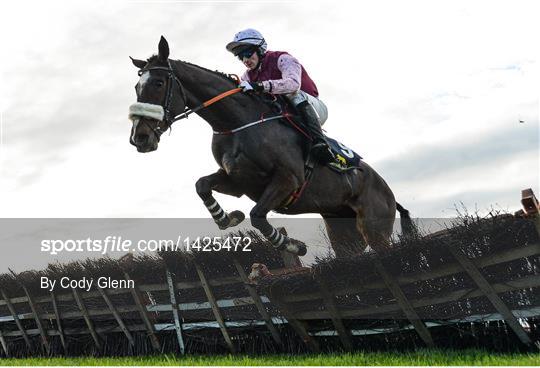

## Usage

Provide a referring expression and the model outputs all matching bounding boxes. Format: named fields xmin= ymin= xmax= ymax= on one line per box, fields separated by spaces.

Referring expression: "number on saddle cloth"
xmin=326 ymin=137 xmax=363 ymax=170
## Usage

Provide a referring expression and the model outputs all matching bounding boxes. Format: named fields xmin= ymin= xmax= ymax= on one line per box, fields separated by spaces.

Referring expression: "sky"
xmin=0 ymin=0 xmax=538 ymax=219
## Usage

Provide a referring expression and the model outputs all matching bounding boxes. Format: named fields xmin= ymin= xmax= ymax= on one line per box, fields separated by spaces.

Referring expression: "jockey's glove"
xmin=239 ymin=81 xmax=264 ymax=93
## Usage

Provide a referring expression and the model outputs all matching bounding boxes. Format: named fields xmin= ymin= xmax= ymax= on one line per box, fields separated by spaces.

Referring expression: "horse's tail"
xmin=396 ymin=202 xmax=418 ymax=238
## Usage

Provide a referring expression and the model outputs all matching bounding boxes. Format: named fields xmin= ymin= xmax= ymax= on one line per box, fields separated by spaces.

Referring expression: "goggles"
xmin=236 ymin=47 xmax=257 ymax=60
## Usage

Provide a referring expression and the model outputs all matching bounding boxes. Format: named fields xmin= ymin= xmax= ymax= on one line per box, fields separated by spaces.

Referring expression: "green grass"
xmin=1 ymin=349 xmax=539 ymax=366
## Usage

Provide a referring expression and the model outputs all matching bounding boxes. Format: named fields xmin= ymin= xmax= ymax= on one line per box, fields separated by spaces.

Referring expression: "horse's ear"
xmin=158 ymin=36 xmax=169 ymax=61
xmin=130 ymin=56 xmax=147 ymax=69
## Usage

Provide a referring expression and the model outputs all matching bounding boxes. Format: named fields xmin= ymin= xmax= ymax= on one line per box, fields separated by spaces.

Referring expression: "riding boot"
xmin=296 ymin=101 xmax=337 ymax=164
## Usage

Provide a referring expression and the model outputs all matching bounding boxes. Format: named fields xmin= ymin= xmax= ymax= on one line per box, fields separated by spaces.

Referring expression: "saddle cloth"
xmin=325 ymin=137 xmax=363 ymax=171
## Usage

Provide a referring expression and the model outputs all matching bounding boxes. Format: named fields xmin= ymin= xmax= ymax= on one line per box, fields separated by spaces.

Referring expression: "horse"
xmin=128 ymin=36 xmax=412 ymax=258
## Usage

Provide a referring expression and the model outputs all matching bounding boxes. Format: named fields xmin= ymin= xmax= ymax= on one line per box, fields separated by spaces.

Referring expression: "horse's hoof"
xmin=217 ymin=210 xmax=245 ymax=230
xmin=228 ymin=210 xmax=245 ymax=227
xmin=285 ymin=239 xmax=307 ymax=256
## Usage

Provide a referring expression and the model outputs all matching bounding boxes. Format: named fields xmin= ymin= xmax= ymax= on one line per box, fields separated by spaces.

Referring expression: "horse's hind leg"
xmin=355 ymin=209 xmax=394 ymax=253
xmin=250 ymin=172 xmax=307 ymax=256
xmin=322 ymin=215 xmax=367 ymax=258
xmin=195 ymin=169 xmax=245 ymax=230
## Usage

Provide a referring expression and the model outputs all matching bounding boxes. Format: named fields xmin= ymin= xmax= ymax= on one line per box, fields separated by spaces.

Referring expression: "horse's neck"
xmin=173 ymin=60 xmax=266 ymax=132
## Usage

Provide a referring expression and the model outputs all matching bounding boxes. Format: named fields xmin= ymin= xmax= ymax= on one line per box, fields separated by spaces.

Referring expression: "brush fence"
xmin=0 ymin=216 xmax=539 ymax=357
xmin=260 ymin=216 xmax=540 ymax=352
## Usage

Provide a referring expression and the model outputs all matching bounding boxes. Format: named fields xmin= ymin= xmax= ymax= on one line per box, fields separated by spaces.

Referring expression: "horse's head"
xmin=128 ymin=36 xmax=187 ymax=152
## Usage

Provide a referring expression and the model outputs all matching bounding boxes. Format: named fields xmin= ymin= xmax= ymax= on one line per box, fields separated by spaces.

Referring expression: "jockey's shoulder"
xmin=265 ymin=51 xmax=300 ymax=64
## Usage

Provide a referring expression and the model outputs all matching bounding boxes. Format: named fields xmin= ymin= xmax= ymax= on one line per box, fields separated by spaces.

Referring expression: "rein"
xmin=130 ymin=61 xmax=301 ymax=136
xmin=130 ymin=60 xmax=315 ymax=207
xmin=171 ymin=87 xmax=242 ymax=124
xmin=212 ymin=112 xmax=303 ymax=136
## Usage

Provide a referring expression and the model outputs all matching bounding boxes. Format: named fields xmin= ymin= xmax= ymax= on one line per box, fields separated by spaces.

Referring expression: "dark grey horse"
xmin=129 ymin=37 xmax=411 ymax=258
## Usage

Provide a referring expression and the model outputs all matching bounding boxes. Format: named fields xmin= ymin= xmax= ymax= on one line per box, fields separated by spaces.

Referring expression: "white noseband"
xmin=128 ymin=102 xmax=164 ymax=122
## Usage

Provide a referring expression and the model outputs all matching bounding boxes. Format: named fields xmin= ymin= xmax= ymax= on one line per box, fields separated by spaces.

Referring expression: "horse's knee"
xmin=250 ymin=208 xmax=271 ymax=234
xmin=195 ymin=177 xmax=212 ymax=200
xmin=249 ymin=208 xmax=264 ymax=226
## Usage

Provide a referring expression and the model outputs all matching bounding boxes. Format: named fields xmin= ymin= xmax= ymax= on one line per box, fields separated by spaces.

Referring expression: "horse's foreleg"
xmin=195 ymin=169 xmax=245 ymax=230
xmin=250 ymin=173 xmax=307 ymax=256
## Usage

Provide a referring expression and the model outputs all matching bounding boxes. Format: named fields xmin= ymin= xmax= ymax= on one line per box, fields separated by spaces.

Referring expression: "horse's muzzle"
xmin=132 ymin=133 xmax=158 ymax=152
xmin=135 ymin=144 xmax=157 ymax=153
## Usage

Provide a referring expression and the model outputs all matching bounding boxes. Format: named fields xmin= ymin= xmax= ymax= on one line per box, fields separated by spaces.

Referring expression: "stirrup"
xmin=311 ymin=143 xmax=338 ymax=164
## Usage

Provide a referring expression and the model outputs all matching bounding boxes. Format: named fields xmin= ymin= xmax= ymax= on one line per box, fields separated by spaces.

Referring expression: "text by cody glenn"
xmin=40 ymin=235 xmax=253 ymax=255
xmin=41 ymin=276 xmax=134 ymax=292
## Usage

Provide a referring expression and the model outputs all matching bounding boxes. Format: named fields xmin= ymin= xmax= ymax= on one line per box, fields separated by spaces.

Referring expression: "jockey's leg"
xmin=249 ymin=172 xmax=307 ymax=256
xmin=288 ymin=91 xmax=337 ymax=165
xmin=195 ymin=169 xmax=245 ymax=230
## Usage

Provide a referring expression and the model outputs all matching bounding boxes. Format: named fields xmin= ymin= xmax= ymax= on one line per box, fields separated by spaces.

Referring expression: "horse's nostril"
xmin=135 ymin=134 xmax=149 ymax=144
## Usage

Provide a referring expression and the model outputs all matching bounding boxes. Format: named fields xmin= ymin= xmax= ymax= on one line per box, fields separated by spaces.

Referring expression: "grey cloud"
xmin=8 ymin=151 xmax=67 ymax=189
xmin=3 ymin=2 xmax=318 ymax=193
xmin=376 ymin=122 xmax=539 ymax=184
xmin=406 ymin=187 xmax=523 ymax=218
xmin=3 ymin=2 xmax=538 ymax=219
xmin=386 ymin=93 xmax=467 ymax=126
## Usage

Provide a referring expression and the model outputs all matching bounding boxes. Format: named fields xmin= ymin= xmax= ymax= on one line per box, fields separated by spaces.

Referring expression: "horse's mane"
xmin=183 ymin=60 xmax=239 ymax=85
xmin=146 ymin=55 xmax=275 ymax=107
xmin=146 ymin=55 xmax=238 ymax=85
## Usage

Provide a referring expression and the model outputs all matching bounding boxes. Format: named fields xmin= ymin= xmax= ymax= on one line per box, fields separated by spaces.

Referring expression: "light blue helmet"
xmin=226 ymin=28 xmax=267 ymax=54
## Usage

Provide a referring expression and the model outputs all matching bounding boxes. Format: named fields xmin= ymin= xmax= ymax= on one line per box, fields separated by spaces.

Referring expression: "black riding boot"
xmin=297 ymin=101 xmax=337 ymax=164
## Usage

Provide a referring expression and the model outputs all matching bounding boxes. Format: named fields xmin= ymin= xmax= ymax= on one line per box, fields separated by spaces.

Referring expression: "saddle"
xmin=264 ymin=95 xmax=363 ymax=209
xmin=268 ymin=95 xmax=363 ymax=173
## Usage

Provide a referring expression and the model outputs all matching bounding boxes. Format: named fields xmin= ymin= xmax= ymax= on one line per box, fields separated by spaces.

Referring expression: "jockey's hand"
xmin=239 ymin=81 xmax=264 ymax=93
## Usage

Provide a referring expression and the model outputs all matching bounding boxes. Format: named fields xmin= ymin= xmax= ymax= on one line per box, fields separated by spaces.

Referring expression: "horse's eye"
xmin=154 ymin=80 xmax=164 ymax=88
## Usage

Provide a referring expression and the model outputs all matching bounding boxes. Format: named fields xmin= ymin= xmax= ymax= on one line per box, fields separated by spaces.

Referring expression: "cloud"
xmin=412 ymin=187 xmax=525 ymax=218
xmin=378 ymin=122 xmax=538 ymax=184
xmin=0 ymin=1 xmax=538 ymax=219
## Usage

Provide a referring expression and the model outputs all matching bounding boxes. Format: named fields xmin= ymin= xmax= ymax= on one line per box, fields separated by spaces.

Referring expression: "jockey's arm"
xmin=262 ymin=54 xmax=301 ymax=94
xmin=240 ymin=70 xmax=250 ymax=82
xmin=239 ymin=54 xmax=302 ymax=95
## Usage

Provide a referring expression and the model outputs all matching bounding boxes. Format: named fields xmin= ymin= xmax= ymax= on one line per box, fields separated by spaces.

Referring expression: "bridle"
xmin=133 ymin=60 xmax=188 ymax=140
xmin=130 ymin=59 xmax=244 ymax=142
xmin=130 ymin=59 xmax=290 ymax=140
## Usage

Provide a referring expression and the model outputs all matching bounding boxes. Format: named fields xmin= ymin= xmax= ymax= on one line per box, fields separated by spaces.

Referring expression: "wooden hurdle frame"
xmin=0 ymin=188 xmax=538 ymax=355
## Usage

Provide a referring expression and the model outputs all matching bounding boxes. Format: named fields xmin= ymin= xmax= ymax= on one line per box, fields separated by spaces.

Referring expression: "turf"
xmin=1 ymin=349 xmax=539 ymax=366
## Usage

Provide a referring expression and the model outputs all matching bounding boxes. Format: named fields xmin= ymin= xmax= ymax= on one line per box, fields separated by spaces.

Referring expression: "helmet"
xmin=226 ymin=28 xmax=267 ymax=55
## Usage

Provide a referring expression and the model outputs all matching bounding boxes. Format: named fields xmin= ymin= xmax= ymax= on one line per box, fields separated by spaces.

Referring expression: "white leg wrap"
xmin=269 ymin=229 xmax=279 ymax=242
xmin=206 ymin=201 xmax=219 ymax=210
xmin=210 ymin=207 xmax=223 ymax=216
xmin=216 ymin=211 xmax=227 ymax=222
xmin=275 ymin=233 xmax=286 ymax=247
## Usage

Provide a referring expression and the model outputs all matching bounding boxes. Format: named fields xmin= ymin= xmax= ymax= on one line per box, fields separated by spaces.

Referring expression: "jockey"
xmin=226 ymin=28 xmax=337 ymax=165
